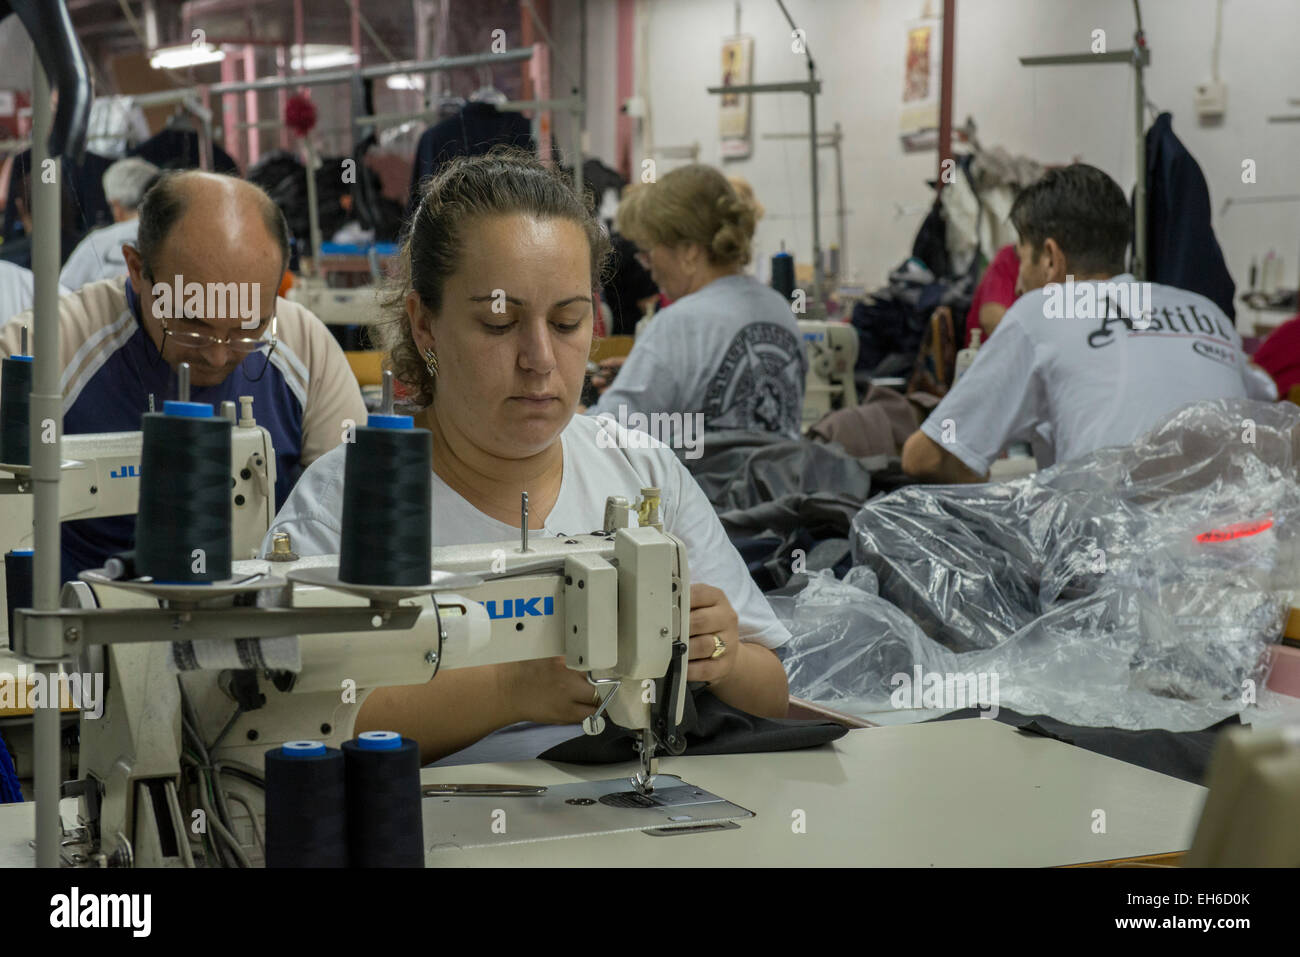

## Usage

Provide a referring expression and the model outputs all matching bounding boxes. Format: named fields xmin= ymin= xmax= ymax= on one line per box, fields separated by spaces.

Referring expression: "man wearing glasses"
xmin=0 ymin=170 xmax=366 ymax=582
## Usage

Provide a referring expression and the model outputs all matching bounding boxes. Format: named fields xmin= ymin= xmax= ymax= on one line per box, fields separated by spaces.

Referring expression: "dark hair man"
xmin=902 ymin=164 xmax=1274 ymax=482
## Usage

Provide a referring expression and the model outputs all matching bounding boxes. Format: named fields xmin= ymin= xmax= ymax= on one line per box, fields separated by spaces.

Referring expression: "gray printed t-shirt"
xmin=589 ymin=274 xmax=806 ymax=441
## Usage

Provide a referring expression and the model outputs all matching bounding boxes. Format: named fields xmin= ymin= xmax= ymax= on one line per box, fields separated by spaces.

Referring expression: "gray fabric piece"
xmin=685 ymin=430 xmax=893 ymax=513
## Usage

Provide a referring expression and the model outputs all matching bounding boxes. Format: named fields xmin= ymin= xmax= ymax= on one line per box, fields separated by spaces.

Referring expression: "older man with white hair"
xmin=58 ymin=156 xmax=159 ymax=290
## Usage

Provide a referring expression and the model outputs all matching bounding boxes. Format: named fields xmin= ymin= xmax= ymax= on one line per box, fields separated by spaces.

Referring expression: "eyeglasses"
xmin=159 ymin=312 xmax=277 ymax=354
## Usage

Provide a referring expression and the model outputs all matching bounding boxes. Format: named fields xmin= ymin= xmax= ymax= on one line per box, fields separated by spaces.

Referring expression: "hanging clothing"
xmin=2 ymin=148 xmax=114 ymax=248
xmin=1144 ymin=112 xmax=1235 ymax=322
xmin=129 ymin=127 xmax=240 ymax=175
xmin=406 ymin=102 xmax=533 ymax=211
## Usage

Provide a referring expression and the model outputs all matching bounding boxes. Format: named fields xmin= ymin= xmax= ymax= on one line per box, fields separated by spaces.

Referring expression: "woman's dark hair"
xmin=135 ymin=170 xmax=290 ymax=277
xmin=1008 ymin=163 xmax=1131 ymax=277
xmin=375 ymin=149 xmax=612 ymax=409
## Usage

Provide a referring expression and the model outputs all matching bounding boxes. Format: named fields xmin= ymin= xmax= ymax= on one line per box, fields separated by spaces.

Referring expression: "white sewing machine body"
xmin=51 ymin=520 xmax=691 ymax=867
xmin=798 ymin=320 xmax=858 ymax=431
xmin=0 ymin=415 xmax=276 ymax=643
xmin=286 ymin=275 xmax=383 ymax=326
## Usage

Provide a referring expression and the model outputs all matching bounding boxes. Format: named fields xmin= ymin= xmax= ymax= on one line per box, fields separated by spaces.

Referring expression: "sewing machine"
xmin=798 ymin=320 xmax=858 ymax=430
xmin=15 ymin=489 xmax=694 ymax=867
xmin=286 ymin=275 xmax=383 ymax=326
xmin=0 ymin=398 xmax=276 ymax=645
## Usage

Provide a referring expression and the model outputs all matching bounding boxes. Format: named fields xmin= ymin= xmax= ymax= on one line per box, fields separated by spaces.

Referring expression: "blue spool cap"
xmin=355 ymin=730 xmax=402 ymax=751
xmin=162 ymin=400 xmax=214 ymax=418
xmin=8 ymin=549 xmax=32 ymax=556
xmin=366 ymin=414 xmax=413 ymax=430
xmin=281 ymin=740 xmax=327 ymax=758
xmin=7 ymin=354 xmax=32 ymax=363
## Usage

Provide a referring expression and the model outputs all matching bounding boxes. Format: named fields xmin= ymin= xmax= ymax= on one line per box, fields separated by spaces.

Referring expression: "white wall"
xmin=558 ymin=0 xmax=1300 ymax=331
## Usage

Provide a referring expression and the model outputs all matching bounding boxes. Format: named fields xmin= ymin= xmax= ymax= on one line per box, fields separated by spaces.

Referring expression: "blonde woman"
xmin=589 ymin=164 xmax=805 ymax=440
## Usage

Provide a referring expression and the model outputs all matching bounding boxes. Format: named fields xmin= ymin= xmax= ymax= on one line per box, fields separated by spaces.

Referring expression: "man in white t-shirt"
xmin=901 ymin=163 xmax=1272 ymax=482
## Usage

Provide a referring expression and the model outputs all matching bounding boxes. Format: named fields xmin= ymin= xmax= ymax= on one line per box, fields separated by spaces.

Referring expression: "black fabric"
xmin=406 ymin=102 xmax=534 ymax=214
xmin=540 ymin=688 xmax=847 ymax=763
xmin=604 ymin=233 xmax=658 ymax=335
xmin=2 ymin=148 xmax=113 ymax=249
xmin=129 ymin=127 xmax=239 ymax=175
xmin=849 ymin=261 xmax=974 ymax=381
xmin=931 ymin=707 xmax=1241 ymax=785
xmin=1144 ymin=112 xmax=1235 ymax=321
xmin=257 ymin=156 xmax=355 ymax=255
xmin=910 ymin=197 xmax=950 ymax=277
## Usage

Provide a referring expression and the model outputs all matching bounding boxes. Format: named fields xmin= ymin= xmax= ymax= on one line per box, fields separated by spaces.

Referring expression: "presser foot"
xmin=632 ymin=731 xmax=658 ymax=794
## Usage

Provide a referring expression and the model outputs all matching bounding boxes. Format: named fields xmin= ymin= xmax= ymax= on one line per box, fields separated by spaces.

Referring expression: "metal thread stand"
xmin=1020 ymin=0 xmax=1150 ymax=280
xmin=761 ymin=121 xmax=845 ymax=282
xmin=706 ymin=0 xmax=824 ymax=303
xmin=30 ymin=55 xmax=64 ymax=871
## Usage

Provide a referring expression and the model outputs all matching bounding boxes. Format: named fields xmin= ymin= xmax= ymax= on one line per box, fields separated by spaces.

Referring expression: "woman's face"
xmin=410 ymin=214 xmax=594 ymax=460
xmin=638 ymin=242 xmax=696 ymax=300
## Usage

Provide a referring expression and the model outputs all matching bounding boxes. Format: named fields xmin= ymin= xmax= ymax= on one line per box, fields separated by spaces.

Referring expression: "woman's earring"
xmin=423 ymin=347 xmax=439 ymax=377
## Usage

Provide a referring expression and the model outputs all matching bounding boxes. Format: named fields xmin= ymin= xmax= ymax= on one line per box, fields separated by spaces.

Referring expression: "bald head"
xmin=135 ymin=170 xmax=290 ymax=280
xmin=124 ymin=170 xmax=289 ymax=387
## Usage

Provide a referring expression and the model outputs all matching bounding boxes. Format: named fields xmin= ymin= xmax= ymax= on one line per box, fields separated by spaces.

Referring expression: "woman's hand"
xmin=686 ymin=583 xmax=742 ymax=687
xmin=590 ymin=356 xmax=626 ymax=395
xmin=496 ymin=657 xmax=599 ymax=725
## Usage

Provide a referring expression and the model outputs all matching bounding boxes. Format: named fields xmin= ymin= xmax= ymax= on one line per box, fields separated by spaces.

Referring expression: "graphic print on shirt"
xmin=703 ymin=322 xmax=805 ymax=432
xmin=1086 ymin=295 xmax=1237 ymax=369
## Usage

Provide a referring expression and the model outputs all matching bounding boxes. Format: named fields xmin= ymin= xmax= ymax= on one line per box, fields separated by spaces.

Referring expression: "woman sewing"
xmin=266 ymin=151 xmax=790 ymax=765
xmin=587 ymin=164 xmax=806 ymax=439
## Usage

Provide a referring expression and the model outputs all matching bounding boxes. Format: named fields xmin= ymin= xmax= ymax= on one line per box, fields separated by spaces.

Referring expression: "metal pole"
xmin=833 ymin=122 xmax=846 ymax=280
xmin=30 ymin=58 xmax=63 ymax=870
xmin=304 ymin=137 xmax=323 ymax=273
xmin=575 ymin=0 xmax=586 ymax=196
xmin=807 ymin=83 xmax=822 ymax=303
xmin=1132 ymin=36 xmax=1147 ymax=280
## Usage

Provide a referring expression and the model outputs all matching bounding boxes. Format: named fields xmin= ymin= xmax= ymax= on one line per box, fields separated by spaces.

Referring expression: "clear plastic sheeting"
xmin=779 ymin=399 xmax=1298 ymax=730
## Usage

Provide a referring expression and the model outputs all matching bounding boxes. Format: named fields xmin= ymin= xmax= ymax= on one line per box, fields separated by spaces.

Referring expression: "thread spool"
xmin=342 ymin=731 xmax=423 ymax=868
xmin=339 ymin=417 xmax=431 ymax=586
xmin=0 ymin=354 xmax=33 ymax=466
xmin=771 ymin=246 xmax=795 ymax=301
xmin=134 ymin=401 xmax=232 ymax=583
xmin=264 ymin=740 xmax=348 ymax=868
xmin=5 ymin=549 xmax=33 ymax=646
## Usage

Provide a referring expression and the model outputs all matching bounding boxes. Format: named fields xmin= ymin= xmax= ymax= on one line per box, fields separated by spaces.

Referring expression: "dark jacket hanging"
xmin=406 ymin=102 xmax=534 ymax=213
xmin=1144 ymin=112 xmax=1235 ymax=321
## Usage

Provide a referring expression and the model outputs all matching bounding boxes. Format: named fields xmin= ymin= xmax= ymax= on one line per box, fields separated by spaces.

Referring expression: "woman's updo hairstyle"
xmin=375 ymin=148 xmax=611 ymax=409
xmin=617 ymin=163 xmax=758 ymax=268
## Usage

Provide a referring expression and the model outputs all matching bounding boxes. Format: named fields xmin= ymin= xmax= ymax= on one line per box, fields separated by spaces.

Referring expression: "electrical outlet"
xmin=1195 ymin=80 xmax=1227 ymax=120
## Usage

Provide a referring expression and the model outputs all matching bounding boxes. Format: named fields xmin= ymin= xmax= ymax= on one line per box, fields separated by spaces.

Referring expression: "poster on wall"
xmin=900 ymin=17 xmax=941 ymax=151
xmin=719 ymin=35 xmax=754 ymax=160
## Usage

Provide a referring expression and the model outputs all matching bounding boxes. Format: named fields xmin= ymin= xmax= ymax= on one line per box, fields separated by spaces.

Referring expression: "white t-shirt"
xmin=265 ymin=413 xmax=788 ymax=766
xmin=921 ymin=275 xmax=1270 ymax=473
xmin=59 ymin=219 xmax=137 ymax=291
xmin=589 ymin=273 xmax=807 ymax=441
xmin=265 ymin=412 xmax=788 ymax=648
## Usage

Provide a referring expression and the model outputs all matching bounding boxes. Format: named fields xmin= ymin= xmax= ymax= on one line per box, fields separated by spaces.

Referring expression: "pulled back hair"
xmin=375 ymin=149 xmax=612 ymax=409
xmin=617 ymin=163 xmax=758 ymax=267
xmin=1008 ymin=163 xmax=1131 ymax=277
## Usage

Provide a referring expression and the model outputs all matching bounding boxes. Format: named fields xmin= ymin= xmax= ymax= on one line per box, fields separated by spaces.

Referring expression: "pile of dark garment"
xmin=247 ymin=149 xmax=405 ymax=254
xmin=682 ymin=430 xmax=911 ymax=592
xmin=849 ymin=258 xmax=974 ymax=382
